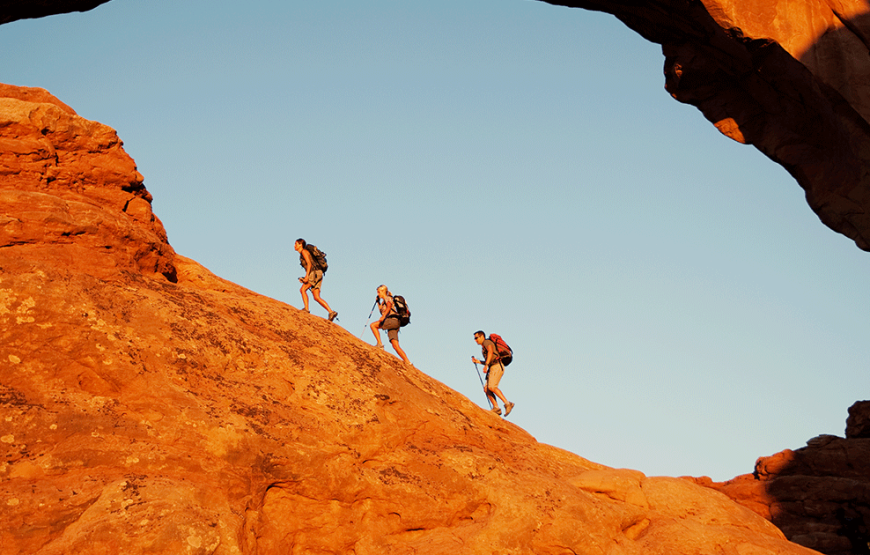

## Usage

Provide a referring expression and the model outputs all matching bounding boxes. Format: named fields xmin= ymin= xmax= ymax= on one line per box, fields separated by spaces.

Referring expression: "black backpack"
xmin=392 ymin=295 xmax=411 ymax=327
xmin=302 ymin=244 xmax=328 ymax=273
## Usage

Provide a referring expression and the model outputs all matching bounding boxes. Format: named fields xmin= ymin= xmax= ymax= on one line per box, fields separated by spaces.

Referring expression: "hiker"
xmin=472 ymin=330 xmax=514 ymax=416
xmin=294 ymin=238 xmax=338 ymax=322
xmin=370 ymin=284 xmax=411 ymax=365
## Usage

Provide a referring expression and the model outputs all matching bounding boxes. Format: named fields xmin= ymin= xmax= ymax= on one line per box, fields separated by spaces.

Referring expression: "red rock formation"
xmin=0 ymin=84 xmax=821 ymax=555
xmin=696 ymin=401 xmax=870 ymax=555
xmin=545 ymin=0 xmax=870 ymax=252
xmin=0 ymin=84 xmax=176 ymax=281
xmin=846 ymin=400 xmax=870 ymax=439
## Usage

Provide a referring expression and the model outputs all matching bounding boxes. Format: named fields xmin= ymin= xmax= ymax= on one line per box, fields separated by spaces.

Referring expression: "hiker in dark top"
xmin=472 ymin=330 xmax=514 ymax=416
xmin=294 ymin=238 xmax=338 ymax=322
xmin=370 ymin=284 xmax=411 ymax=365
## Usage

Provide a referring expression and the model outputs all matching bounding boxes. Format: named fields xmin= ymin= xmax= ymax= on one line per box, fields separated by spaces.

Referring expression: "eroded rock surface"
xmin=0 ymin=84 xmax=821 ymax=555
xmin=697 ymin=401 xmax=870 ymax=555
xmin=0 ymin=84 xmax=176 ymax=281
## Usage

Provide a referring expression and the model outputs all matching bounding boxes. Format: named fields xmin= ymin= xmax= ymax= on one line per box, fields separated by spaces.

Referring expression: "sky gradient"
xmin=2 ymin=0 xmax=869 ymax=481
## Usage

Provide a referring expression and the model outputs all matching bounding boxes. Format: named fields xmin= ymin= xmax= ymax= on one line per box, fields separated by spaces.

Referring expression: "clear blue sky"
xmin=3 ymin=0 xmax=868 ymax=481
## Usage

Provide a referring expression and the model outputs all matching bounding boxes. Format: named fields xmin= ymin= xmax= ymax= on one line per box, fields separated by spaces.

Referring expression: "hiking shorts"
xmin=486 ymin=362 xmax=505 ymax=390
xmin=381 ymin=317 xmax=401 ymax=342
xmin=306 ymin=269 xmax=323 ymax=290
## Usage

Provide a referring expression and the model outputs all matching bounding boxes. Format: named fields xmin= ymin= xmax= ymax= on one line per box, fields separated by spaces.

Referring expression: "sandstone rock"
xmin=699 ymin=404 xmax=870 ymax=555
xmin=846 ymin=400 xmax=870 ymax=438
xmin=0 ymin=84 xmax=822 ymax=555
xmin=544 ymin=0 xmax=870 ymax=252
xmin=0 ymin=84 xmax=176 ymax=281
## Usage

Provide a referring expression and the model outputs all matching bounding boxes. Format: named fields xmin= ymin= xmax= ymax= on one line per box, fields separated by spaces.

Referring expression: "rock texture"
xmin=0 ymin=84 xmax=176 ymax=282
xmin=545 ymin=0 xmax=870 ymax=252
xmin=696 ymin=401 xmax=870 ymax=555
xmin=0 ymin=85 xmax=822 ymax=555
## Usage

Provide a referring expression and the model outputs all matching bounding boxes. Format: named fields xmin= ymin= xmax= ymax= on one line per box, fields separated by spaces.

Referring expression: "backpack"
xmin=392 ymin=295 xmax=411 ymax=327
xmin=302 ymin=244 xmax=328 ymax=274
xmin=489 ymin=333 xmax=513 ymax=366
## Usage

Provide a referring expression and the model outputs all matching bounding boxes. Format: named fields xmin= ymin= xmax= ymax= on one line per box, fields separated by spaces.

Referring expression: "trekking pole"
xmin=473 ymin=361 xmax=493 ymax=409
xmin=359 ymin=298 xmax=379 ymax=339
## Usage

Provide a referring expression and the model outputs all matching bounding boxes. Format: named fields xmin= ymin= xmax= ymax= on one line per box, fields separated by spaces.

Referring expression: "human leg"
xmin=383 ymin=319 xmax=410 ymax=364
xmin=370 ymin=321 xmax=384 ymax=347
xmin=485 ymin=389 xmax=500 ymax=412
xmin=308 ymin=270 xmax=336 ymax=319
xmin=299 ymin=282 xmax=311 ymax=312
xmin=311 ymin=289 xmax=336 ymax=319
xmin=389 ymin=338 xmax=411 ymax=365
xmin=486 ymin=363 xmax=510 ymax=407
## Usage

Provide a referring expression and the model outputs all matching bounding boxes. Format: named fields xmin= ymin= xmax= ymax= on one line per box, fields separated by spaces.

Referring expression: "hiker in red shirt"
xmin=472 ymin=330 xmax=514 ymax=416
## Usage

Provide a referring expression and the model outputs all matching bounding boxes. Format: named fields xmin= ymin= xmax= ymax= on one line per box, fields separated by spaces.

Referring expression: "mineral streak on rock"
xmin=0 ymin=84 xmax=823 ymax=554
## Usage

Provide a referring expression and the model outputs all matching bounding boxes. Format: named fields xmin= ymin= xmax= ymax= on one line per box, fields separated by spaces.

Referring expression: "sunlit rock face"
xmin=0 ymin=84 xmax=176 ymax=281
xmin=0 ymin=83 xmax=824 ymax=555
xmin=0 ymin=0 xmax=110 ymax=24
xmin=546 ymin=0 xmax=870 ymax=252
xmin=696 ymin=401 xmax=870 ymax=555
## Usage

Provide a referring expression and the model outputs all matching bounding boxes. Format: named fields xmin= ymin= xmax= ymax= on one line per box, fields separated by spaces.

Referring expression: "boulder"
xmin=699 ymin=402 xmax=870 ymax=555
xmin=0 ymin=84 xmax=176 ymax=281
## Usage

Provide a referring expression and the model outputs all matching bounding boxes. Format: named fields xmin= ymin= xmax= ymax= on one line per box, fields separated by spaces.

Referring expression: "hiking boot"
xmin=490 ymin=406 xmax=502 ymax=416
xmin=328 ymin=311 xmax=338 ymax=322
xmin=504 ymin=402 xmax=515 ymax=416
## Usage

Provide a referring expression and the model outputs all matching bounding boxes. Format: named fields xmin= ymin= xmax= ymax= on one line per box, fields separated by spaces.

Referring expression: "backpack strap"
xmin=485 ymin=337 xmax=501 ymax=364
xmin=305 ymin=245 xmax=322 ymax=271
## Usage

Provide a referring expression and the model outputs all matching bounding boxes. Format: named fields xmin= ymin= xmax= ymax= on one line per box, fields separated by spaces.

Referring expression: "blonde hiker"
xmin=370 ymin=284 xmax=411 ymax=365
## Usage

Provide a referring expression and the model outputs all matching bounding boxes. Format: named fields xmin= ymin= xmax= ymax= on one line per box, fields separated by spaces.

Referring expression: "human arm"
xmin=483 ymin=342 xmax=496 ymax=370
xmin=300 ymin=249 xmax=313 ymax=282
xmin=376 ymin=297 xmax=393 ymax=325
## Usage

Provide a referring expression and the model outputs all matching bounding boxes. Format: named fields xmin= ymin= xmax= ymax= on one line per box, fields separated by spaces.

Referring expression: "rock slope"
xmin=0 ymin=85 xmax=822 ymax=555
xmin=697 ymin=401 xmax=870 ymax=555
